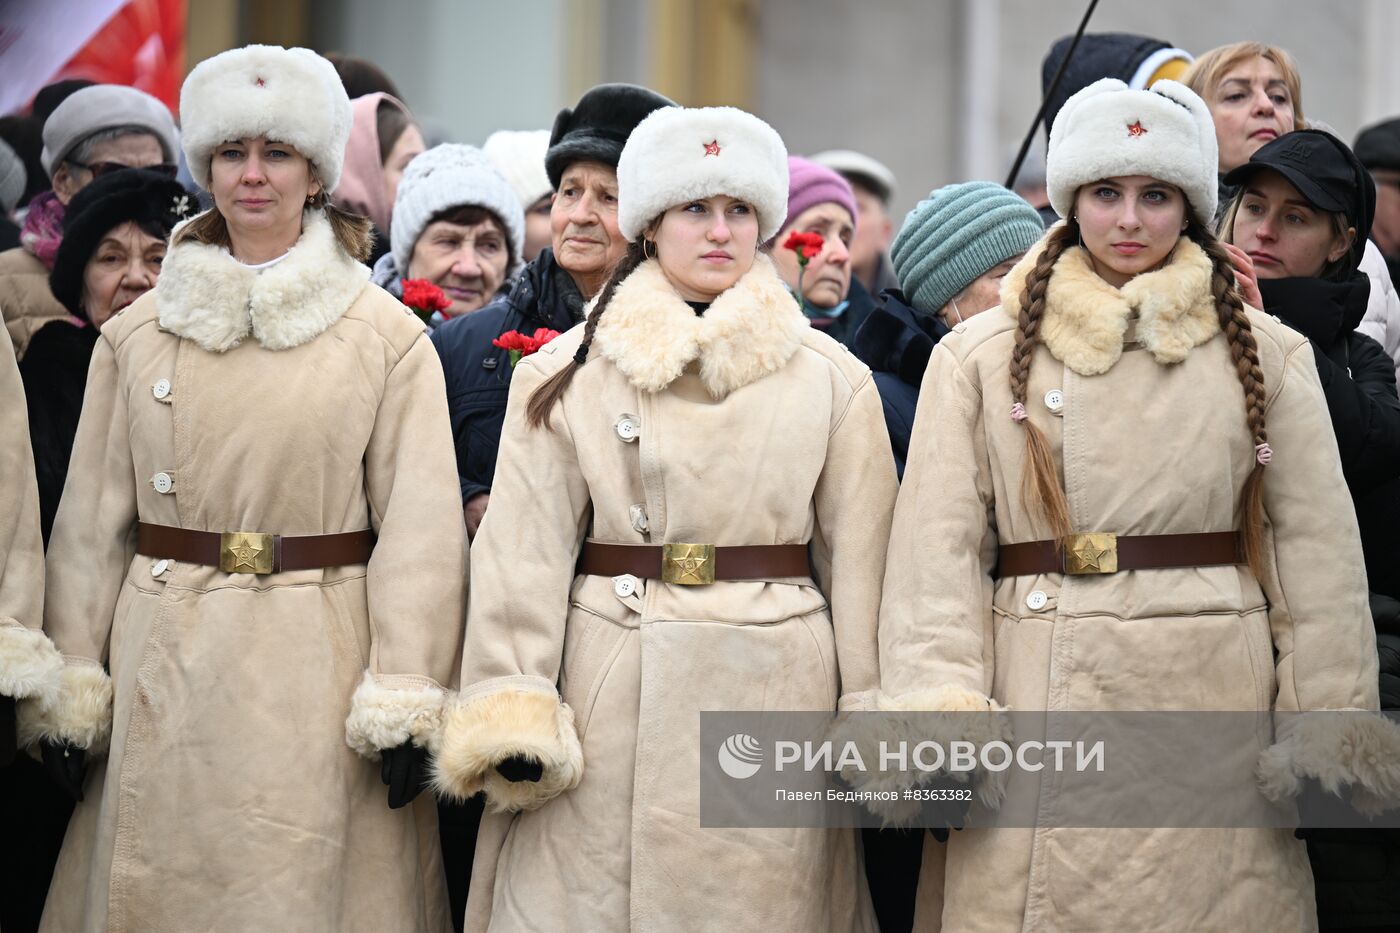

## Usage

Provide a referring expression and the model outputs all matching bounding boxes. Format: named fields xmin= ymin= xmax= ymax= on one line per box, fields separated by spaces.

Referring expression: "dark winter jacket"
xmin=429 ymin=247 xmax=585 ymax=502
xmin=18 ymin=318 xmax=98 ymax=545
xmin=1258 ymin=274 xmax=1400 ymax=496
xmin=850 ymin=288 xmax=950 ymax=479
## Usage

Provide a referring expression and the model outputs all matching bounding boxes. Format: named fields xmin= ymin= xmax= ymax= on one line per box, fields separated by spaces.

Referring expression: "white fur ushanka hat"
xmin=1047 ymin=78 xmax=1219 ymax=226
xmin=179 ymin=45 xmax=352 ymax=192
xmin=617 ymin=106 xmax=789 ymax=243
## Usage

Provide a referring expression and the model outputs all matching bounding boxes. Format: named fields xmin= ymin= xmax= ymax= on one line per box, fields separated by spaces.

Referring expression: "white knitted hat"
xmin=1047 ymin=78 xmax=1219 ymax=226
xmin=617 ymin=106 xmax=789 ymax=243
xmin=179 ymin=45 xmax=352 ymax=192
xmin=41 ymin=84 xmax=180 ymax=178
xmin=483 ymin=129 xmax=552 ymax=207
xmin=0 ymin=139 xmax=25 ymax=215
xmin=389 ymin=144 xmax=527 ymax=274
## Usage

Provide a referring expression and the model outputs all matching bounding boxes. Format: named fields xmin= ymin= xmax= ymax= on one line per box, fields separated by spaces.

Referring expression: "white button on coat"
xmin=151 ymin=559 xmax=170 ymax=577
xmin=615 ymin=415 xmax=641 ymax=442
xmin=613 ymin=575 xmax=639 ymax=598
xmin=1026 ymin=590 xmax=1049 ymax=611
xmin=152 ymin=472 xmax=174 ymax=494
xmin=1044 ymin=389 xmax=1064 ymax=413
xmin=152 ymin=378 xmax=172 ymax=400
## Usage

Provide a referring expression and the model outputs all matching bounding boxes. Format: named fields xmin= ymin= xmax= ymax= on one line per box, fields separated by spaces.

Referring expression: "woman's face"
xmin=771 ymin=203 xmax=855 ymax=309
xmin=1229 ymin=170 xmax=1353 ymax=280
xmin=649 ymin=195 xmax=759 ymax=303
xmin=407 ymin=217 xmax=510 ymax=315
xmin=940 ymin=256 xmax=1023 ymax=326
xmin=81 ymin=221 xmax=165 ymax=328
xmin=1206 ymin=56 xmax=1297 ymax=173
xmin=1074 ymin=176 xmax=1188 ymax=288
xmin=209 ymin=137 xmax=319 ymax=250
xmin=382 ymin=124 xmax=424 ymax=212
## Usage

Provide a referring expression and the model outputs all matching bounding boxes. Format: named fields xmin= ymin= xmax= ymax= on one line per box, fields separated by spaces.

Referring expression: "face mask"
xmin=947 ymin=297 xmax=965 ymax=325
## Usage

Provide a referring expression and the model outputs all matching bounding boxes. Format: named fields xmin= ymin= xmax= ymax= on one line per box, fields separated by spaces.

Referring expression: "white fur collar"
xmin=1000 ymin=235 xmax=1220 ymax=376
xmin=592 ymin=254 xmax=809 ymax=397
xmin=155 ymin=210 xmax=369 ymax=352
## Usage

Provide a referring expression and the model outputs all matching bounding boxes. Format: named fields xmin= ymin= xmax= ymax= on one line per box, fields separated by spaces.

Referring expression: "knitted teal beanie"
xmin=891 ymin=182 xmax=1045 ymax=315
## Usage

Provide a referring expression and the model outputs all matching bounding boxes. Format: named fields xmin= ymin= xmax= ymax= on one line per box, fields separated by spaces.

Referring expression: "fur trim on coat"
xmin=155 ymin=210 xmax=369 ymax=353
xmin=591 ymin=254 xmax=809 ymax=398
xmin=0 ymin=620 xmax=62 ymax=704
xmin=1000 ymin=232 xmax=1220 ymax=376
xmin=16 ymin=658 xmax=113 ymax=753
xmin=431 ymin=686 xmax=584 ymax=813
xmin=831 ymin=683 xmax=1014 ymax=826
xmin=343 ymin=670 xmax=448 ymax=760
xmin=1257 ymin=711 xmax=1400 ymax=817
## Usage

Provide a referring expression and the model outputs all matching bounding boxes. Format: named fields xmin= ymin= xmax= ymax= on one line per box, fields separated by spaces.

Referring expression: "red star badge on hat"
xmin=255 ymin=76 xmax=266 ymax=87
xmin=1127 ymin=121 xmax=1146 ymax=137
xmin=703 ymin=139 xmax=721 ymax=157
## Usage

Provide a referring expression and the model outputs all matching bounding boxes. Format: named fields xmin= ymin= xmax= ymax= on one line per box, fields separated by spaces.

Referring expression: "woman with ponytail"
xmin=434 ymin=106 xmax=897 ymax=931
xmin=872 ymin=78 xmax=1400 ymax=931
xmin=21 ymin=45 xmax=465 ymax=931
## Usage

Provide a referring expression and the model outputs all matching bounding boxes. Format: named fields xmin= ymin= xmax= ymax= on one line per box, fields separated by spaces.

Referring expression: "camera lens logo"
xmin=717 ymin=733 xmax=764 ymax=780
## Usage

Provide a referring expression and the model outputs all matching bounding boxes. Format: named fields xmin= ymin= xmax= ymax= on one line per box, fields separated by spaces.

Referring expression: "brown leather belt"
xmin=578 ymin=540 xmax=811 ymax=585
xmin=136 ymin=522 xmax=375 ymax=574
xmin=997 ymin=531 xmax=1243 ymax=578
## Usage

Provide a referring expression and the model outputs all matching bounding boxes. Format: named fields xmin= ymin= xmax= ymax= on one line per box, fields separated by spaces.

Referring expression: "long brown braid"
xmin=1009 ymin=222 xmax=1076 ymax=541
xmin=1008 ymin=216 xmax=1270 ymax=578
xmin=525 ymin=239 xmax=648 ymax=430
xmin=1188 ymin=218 xmax=1269 ymax=578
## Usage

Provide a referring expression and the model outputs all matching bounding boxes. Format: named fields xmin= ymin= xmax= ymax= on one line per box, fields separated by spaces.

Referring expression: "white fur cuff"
xmin=431 ymin=688 xmax=584 ymax=812
xmin=1257 ymin=711 xmax=1400 ymax=817
xmin=344 ymin=670 xmax=447 ymax=761
xmin=16 ymin=659 xmax=113 ymax=753
xmin=0 ymin=621 xmax=62 ymax=704
xmin=830 ymin=683 xmax=1014 ymax=826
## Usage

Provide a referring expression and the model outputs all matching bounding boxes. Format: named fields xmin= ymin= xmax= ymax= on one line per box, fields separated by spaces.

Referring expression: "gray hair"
xmin=64 ymin=125 xmax=164 ymax=168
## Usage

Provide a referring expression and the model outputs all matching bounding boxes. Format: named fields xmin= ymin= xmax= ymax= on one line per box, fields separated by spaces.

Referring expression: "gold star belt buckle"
xmin=661 ymin=543 xmax=717 ymax=585
xmin=1062 ymin=533 xmax=1118 ymax=575
xmin=220 ymin=531 xmax=275 ymax=574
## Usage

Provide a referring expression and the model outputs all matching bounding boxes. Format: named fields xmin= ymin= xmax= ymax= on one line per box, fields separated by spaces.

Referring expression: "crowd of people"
xmin=1 ymin=28 xmax=1400 ymax=933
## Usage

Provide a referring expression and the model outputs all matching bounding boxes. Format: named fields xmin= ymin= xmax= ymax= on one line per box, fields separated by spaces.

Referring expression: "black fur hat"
xmin=50 ymin=169 xmax=195 ymax=319
xmin=544 ymin=83 xmax=675 ymax=191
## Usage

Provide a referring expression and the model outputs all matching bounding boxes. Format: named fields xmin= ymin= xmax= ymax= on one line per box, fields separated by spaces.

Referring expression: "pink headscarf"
xmin=332 ymin=92 xmax=412 ymax=234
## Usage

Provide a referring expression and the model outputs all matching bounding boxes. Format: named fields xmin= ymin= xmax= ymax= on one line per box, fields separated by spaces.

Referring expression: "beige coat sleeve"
xmin=878 ymin=338 xmax=1001 ymax=712
xmin=19 ymin=337 xmax=133 ymax=751
xmin=0 ymin=326 xmax=60 ymax=706
xmin=1244 ymin=338 xmax=1400 ymax=811
xmin=810 ymin=371 xmax=898 ymax=710
xmin=344 ymin=334 xmax=470 ymax=759
xmin=431 ymin=354 xmax=589 ymax=810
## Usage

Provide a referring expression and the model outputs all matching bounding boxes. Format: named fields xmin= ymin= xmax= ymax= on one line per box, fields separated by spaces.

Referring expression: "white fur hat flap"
xmin=1047 ymin=78 xmax=1219 ymax=225
xmin=617 ymin=106 xmax=789 ymax=243
xmin=180 ymin=45 xmax=352 ymax=192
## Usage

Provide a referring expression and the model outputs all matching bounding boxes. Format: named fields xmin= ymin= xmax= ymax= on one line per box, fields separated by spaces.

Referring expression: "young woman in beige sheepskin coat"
xmin=433 ymin=106 xmax=897 ymax=932
xmin=873 ymin=78 xmax=1400 ymax=932
xmin=18 ymin=46 xmax=465 ymax=933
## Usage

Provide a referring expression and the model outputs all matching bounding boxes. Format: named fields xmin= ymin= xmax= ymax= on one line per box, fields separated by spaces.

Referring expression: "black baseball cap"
xmin=1355 ymin=117 xmax=1400 ymax=173
xmin=1224 ymin=129 xmax=1374 ymax=238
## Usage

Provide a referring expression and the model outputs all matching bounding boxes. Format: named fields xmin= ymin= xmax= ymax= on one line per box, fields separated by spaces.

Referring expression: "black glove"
xmin=380 ymin=740 xmax=430 ymax=809
xmin=40 ymin=739 xmax=87 ymax=802
xmin=1 ymin=695 xmax=16 ymax=769
xmin=923 ymin=775 xmax=974 ymax=843
xmin=496 ymin=755 xmax=543 ymax=783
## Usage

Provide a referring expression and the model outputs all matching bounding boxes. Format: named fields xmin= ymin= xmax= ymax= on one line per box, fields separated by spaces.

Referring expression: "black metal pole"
xmin=1004 ymin=0 xmax=1101 ymax=190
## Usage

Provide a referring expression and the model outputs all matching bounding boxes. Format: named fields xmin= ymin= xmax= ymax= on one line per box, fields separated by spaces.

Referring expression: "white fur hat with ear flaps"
xmin=617 ymin=106 xmax=789 ymax=243
xmin=1047 ymin=78 xmax=1219 ymax=226
xmin=179 ymin=45 xmax=352 ymax=192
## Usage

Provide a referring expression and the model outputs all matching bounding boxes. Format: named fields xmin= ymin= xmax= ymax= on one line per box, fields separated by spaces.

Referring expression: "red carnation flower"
xmin=400 ymin=278 xmax=452 ymax=324
xmin=494 ymin=328 xmax=562 ymax=367
xmin=782 ymin=230 xmax=825 ymax=261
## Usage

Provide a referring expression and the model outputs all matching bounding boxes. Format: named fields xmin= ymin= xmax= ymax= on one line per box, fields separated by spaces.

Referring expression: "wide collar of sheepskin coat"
xmin=155 ymin=210 xmax=370 ymax=352
xmin=999 ymin=234 xmax=1221 ymax=376
xmin=591 ymin=253 xmax=809 ymax=398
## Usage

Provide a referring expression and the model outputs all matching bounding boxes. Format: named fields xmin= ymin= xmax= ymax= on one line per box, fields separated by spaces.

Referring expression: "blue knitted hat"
xmin=891 ymin=182 xmax=1045 ymax=316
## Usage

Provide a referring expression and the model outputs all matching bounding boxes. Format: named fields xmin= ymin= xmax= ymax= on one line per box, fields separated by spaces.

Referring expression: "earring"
xmin=643 ymin=239 xmax=656 ymax=261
